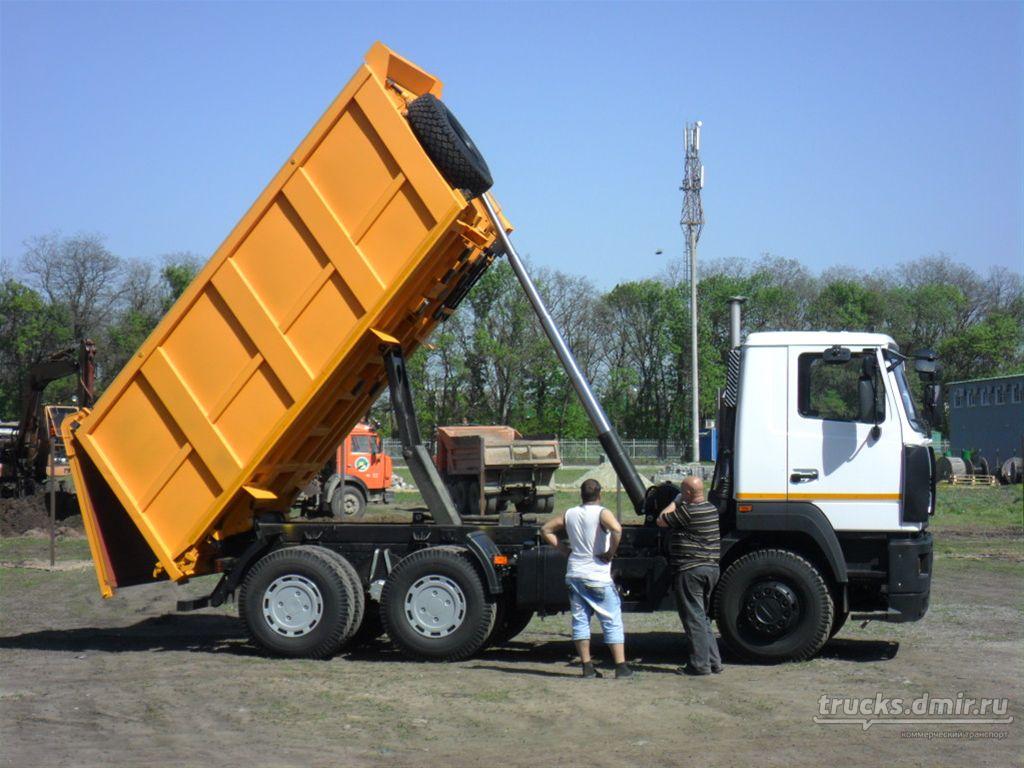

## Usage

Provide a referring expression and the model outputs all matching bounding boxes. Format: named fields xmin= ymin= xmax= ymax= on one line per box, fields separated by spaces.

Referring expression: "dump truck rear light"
xmin=738 ymin=504 xmax=752 ymax=513
xmin=493 ymin=554 xmax=509 ymax=566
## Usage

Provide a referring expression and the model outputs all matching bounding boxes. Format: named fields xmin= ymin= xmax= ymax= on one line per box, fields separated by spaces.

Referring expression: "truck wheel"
xmin=486 ymin=597 xmax=535 ymax=647
xmin=314 ymin=548 xmax=366 ymax=642
xmin=331 ymin=486 xmax=366 ymax=519
xmin=714 ymin=549 xmax=834 ymax=663
xmin=239 ymin=546 xmax=356 ymax=659
xmin=380 ymin=547 xmax=495 ymax=661
xmin=406 ymin=94 xmax=492 ymax=198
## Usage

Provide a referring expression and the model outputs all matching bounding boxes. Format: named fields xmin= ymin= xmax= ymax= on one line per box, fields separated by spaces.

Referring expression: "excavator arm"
xmin=4 ymin=340 xmax=95 ymax=485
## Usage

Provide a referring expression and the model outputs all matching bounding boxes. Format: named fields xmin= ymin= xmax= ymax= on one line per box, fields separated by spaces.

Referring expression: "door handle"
xmin=790 ymin=469 xmax=819 ymax=483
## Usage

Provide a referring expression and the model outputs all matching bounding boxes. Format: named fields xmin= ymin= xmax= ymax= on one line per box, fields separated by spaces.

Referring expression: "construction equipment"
xmin=0 ymin=340 xmax=95 ymax=496
xmin=434 ymin=425 xmax=559 ymax=517
xmin=66 ymin=43 xmax=936 ymax=665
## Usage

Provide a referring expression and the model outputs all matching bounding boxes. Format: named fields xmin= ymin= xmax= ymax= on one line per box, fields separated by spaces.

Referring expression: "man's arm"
xmin=540 ymin=513 xmax=569 ymax=556
xmin=597 ymin=508 xmax=623 ymax=562
xmin=656 ymin=499 xmax=677 ymax=528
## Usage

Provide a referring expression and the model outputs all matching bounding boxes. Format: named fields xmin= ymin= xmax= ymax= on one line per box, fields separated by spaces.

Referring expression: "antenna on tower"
xmin=680 ymin=120 xmax=705 ymax=463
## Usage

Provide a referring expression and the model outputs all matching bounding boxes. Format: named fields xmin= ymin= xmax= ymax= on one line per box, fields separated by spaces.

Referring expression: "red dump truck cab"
xmin=321 ymin=423 xmax=393 ymax=518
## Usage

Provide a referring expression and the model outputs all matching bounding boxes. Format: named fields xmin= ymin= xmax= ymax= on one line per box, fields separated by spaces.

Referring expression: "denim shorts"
xmin=566 ymin=577 xmax=624 ymax=644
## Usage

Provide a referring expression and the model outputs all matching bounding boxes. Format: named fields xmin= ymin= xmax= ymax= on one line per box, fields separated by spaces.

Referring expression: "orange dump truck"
xmin=65 ymin=42 xmax=659 ymax=663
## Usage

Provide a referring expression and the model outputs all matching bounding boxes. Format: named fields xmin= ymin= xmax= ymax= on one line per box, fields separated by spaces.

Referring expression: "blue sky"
xmin=1 ymin=1 xmax=1021 ymax=287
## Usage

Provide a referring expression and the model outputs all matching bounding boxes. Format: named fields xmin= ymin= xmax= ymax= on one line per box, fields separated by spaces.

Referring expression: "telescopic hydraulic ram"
xmin=480 ymin=194 xmax=648 ymax=515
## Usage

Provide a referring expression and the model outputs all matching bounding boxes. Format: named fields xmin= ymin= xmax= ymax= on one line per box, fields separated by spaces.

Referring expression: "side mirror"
xmin=822 ymin=345 xmax=852 ymax=364
xmin=923 ymin=382 xmax=942 ymax=425
xmin=914 ymin=349 xmax=939 ymax=377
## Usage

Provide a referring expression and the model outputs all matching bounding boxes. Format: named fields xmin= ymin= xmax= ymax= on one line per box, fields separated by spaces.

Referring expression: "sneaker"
xmin=674 ymin=664 xmax=710 ymax=677
xmin=582 ymin=662 xmax=603 ymax=678
xmin=615 ymin=663 xmax=635 ymax=679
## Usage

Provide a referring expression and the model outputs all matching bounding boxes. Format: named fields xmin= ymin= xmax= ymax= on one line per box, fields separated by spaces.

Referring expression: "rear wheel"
xmin=315 ymin=548 xmax=366 ymax=640
xmin=381 ymin=546 xmax=495 ymax=661
xmin=239 ymin=546 xmax=356 ymax=659
xmin=714 ymin=549 xmax=834 ymax=663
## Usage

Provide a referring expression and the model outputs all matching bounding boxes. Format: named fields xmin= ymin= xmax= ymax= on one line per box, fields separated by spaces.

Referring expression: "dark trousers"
xmin=674 ymin=564 xmax=722 ymax=673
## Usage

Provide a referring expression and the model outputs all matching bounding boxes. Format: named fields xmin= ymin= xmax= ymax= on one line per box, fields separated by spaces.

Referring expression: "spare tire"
xmin=407 ymin=94 xmax=493 ymax=198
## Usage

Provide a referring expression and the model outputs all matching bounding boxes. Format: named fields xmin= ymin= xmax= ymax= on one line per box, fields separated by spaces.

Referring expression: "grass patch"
xmin=931 ymin=485 xmax=1023 ymax=533
xmin=0 ymin=536 xmax=92 ymax=562
xmin=933 ymin=534 xmax=1022 ymax=562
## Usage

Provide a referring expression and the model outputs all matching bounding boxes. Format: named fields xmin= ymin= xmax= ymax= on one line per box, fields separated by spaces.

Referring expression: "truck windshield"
xmin=350 ymin=435 xmax=376 ymax=453
xmin=888 ymin=355 xmax=928 ymax=435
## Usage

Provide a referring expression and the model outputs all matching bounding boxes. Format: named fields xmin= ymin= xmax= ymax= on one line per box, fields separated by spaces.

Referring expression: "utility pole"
xmin=680 ymin=121 xmax=704 ymax=463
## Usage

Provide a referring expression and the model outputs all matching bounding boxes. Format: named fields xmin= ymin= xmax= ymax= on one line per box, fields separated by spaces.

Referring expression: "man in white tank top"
xmin=541 ymin=479 xmax=633 ymax=678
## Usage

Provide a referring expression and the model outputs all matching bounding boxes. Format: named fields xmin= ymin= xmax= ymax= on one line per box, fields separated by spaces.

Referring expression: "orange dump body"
xmin=64 ymin=42 xmax=505 ymax=597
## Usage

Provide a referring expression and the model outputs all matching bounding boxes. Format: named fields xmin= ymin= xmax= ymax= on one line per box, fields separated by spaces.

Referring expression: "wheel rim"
xmin=262 ymin=575 xmax=324 ymax=637
xmin=741 ymin=579 xmax=800 ymax=639
xmin=404 ymin=575 xmax=467 ymax=638
xmin=343 ymin=493 xmax=359 ymax=516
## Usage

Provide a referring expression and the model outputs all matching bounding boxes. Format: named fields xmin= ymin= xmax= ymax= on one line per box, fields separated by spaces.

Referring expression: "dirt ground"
xmin=1 ymin=499 xmax=1021 ymax=767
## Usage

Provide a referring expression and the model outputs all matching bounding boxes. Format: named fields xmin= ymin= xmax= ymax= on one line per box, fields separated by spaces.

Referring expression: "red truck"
xmin=316 ymin=422 xmax=395 ymax=518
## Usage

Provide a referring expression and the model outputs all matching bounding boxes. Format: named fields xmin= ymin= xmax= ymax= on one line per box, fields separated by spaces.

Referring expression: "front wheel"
xmin=331 ymin=486 xmax=366 ymax=519
xmin=714 ymin=549 xmax=834 ymax=663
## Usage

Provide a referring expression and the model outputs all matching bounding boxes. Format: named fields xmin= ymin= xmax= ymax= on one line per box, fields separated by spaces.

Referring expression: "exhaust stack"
xmin=728 ymin=296 xmax=746 ymax=349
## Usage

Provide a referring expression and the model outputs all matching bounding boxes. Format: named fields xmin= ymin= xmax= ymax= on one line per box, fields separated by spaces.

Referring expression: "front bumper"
xmin=853 ymin=532 xmax=933 ymax=623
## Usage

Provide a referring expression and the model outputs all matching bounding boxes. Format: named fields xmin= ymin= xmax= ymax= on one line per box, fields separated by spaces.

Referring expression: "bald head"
xmin=680 ymin=476 xmax=705 ymax=503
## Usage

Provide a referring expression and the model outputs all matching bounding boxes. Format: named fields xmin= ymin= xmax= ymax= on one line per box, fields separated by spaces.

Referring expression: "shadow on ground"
xmin=0 ymin=614 xmax=258 ymax=656
xmin=0 ymin=615 xmax=900 ymax=670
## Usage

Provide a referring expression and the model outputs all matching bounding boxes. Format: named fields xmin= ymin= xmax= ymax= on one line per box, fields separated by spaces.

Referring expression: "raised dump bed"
xmin=64 ymin=42 xmax=504 ymax=597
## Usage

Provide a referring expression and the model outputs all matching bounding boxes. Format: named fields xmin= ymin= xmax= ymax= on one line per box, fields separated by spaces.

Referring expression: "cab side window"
xmin=798 ymin=353 xmax=884 ymax=423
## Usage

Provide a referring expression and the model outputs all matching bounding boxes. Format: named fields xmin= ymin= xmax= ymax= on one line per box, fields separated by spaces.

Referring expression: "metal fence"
xmin=382 ymin=437 xmax=687 ymax=466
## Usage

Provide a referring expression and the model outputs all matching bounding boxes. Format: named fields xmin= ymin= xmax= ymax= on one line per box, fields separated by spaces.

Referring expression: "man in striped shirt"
xmin=657 ymin=476 xmax=723 ymax=676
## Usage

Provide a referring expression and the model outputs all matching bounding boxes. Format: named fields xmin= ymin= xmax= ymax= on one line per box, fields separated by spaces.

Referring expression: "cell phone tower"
xmin=680 ymin=121 xmax=705 ymax=463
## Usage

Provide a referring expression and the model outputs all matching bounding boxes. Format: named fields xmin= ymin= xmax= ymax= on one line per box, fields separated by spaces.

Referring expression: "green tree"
xmin=0 ymin=278 xmax=73 ymax=419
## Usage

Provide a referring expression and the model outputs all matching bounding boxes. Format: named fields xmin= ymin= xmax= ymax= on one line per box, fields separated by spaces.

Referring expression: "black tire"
xmin=331 ymin=486 xmax=366 ymax=519
xmin=380 ymin=546 xmax=495 ymax=661
xmin=830 ymin=609 xmax=849 ymax=639
xmin=314 ymin=548 xmax=366 ymax=642
xmin=714 ymin=549 xmax=834 ymax=663
xmin=406 ymin=94 xmax=492 ymax=198
xmin=239 ymin=546 xmax=356 ymax=659
xmin=485 ymin=597 xmax=535 ymax=647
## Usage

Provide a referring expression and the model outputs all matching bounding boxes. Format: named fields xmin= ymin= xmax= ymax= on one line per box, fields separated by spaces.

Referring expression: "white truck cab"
xmin=707 ymin=329 xmax=937 ymax=662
